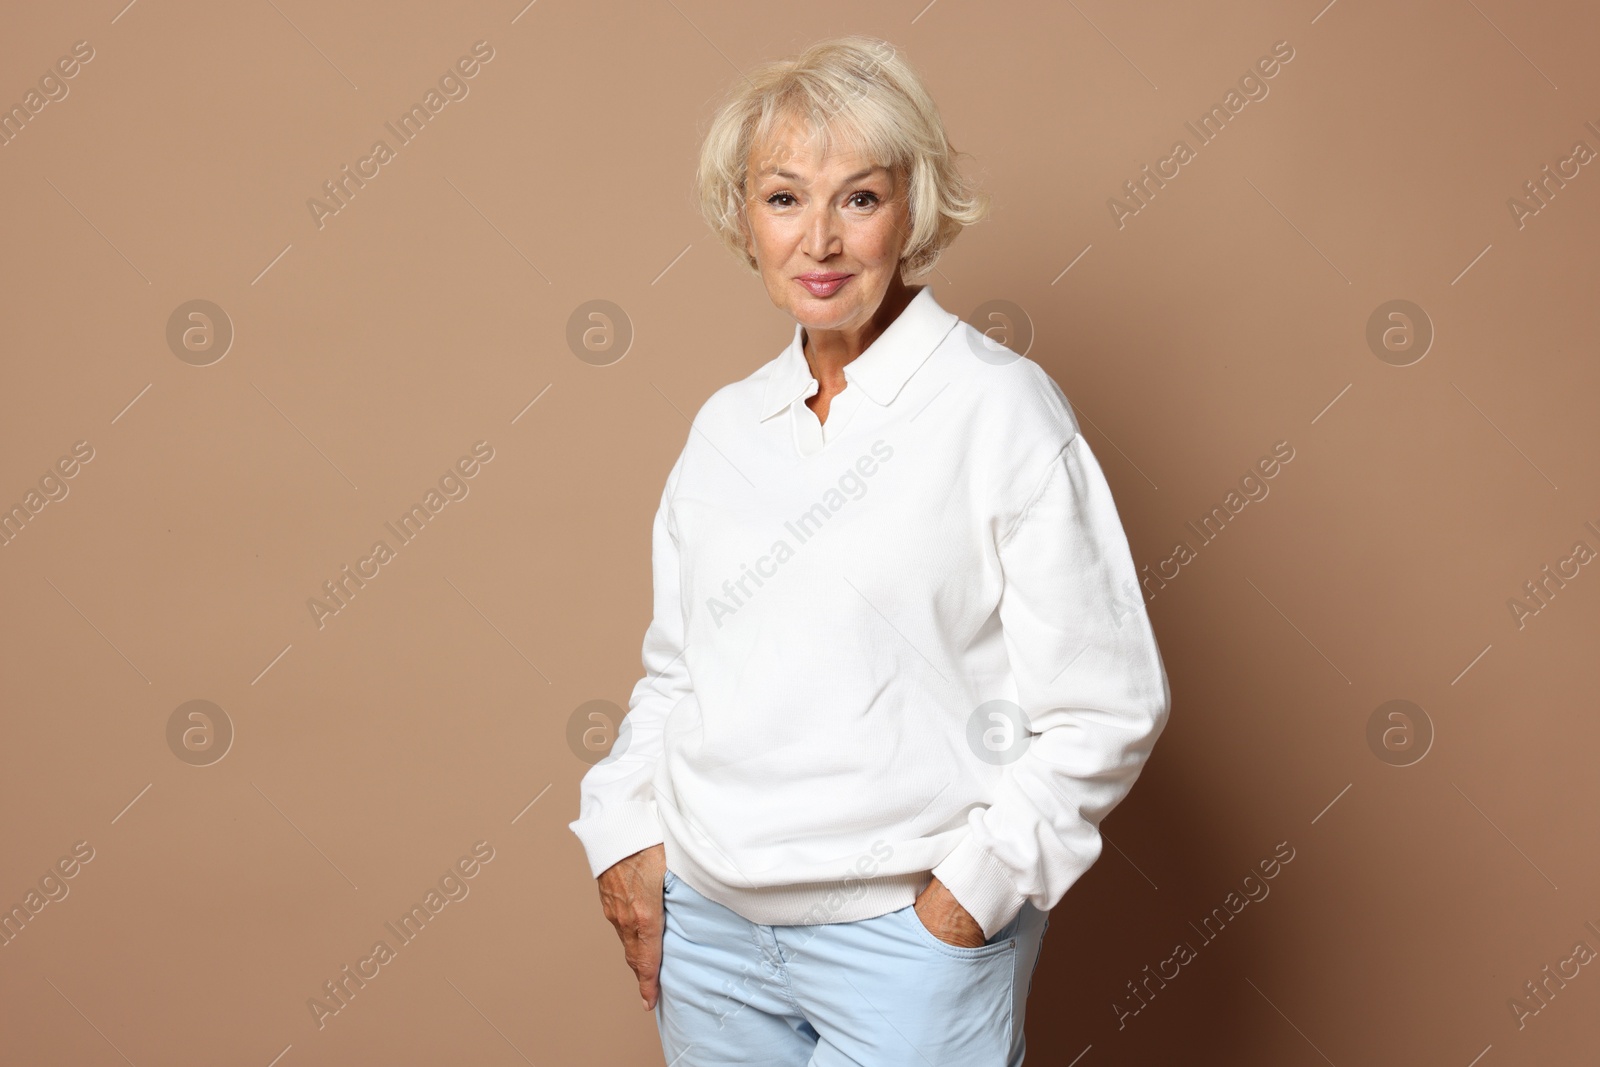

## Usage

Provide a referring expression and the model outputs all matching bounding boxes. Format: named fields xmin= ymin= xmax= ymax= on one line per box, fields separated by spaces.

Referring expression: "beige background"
xmin=2 ymin=0 xmax=1597 ymax=1063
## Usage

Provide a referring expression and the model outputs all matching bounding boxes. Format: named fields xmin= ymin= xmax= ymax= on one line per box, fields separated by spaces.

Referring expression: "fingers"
xmin=638 ymin=967 xmax=660 ymax=1011
xmin=622 ymin=896 xmax=664 ymax=1010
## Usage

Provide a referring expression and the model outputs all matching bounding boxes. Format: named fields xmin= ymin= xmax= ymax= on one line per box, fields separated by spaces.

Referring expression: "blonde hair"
xmin=694 ymin=35 xmax=990 ymax=280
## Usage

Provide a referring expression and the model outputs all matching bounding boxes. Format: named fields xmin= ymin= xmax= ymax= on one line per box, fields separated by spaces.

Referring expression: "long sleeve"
xmin=931 ymin=431 xmax=1171 ymax=938
xmin=568 ymin=450 xmax=692 ymax=879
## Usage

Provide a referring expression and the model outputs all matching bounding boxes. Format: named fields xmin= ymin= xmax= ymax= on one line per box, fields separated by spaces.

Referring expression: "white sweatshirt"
xmin=568 ymin=285 xmax=1171 ymax=939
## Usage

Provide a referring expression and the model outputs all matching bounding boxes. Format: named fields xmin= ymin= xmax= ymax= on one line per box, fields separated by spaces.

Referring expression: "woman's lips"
xmin=796 ymin=274 xmax=852 ymax=297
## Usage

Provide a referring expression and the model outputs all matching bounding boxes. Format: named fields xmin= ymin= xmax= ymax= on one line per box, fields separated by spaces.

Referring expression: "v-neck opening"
xmin=793 ymin=380 xmax=864 ymax=458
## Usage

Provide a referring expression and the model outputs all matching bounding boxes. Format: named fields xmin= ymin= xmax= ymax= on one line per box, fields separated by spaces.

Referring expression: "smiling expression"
xmin=743 ymin=116 xmax=912 ymax=337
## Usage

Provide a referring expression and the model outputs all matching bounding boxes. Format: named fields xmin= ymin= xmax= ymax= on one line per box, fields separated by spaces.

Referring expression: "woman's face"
xmin=743 ymin=116 xmax=910 ymax=336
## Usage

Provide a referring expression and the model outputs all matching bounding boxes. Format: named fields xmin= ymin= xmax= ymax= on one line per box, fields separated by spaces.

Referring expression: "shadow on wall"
xmin=1027 ymin=752 xmax=1260 ymax=1060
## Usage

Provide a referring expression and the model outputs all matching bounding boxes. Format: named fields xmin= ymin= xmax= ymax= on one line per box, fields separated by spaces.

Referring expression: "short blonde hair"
xmin=694 ymin=35 xmax=990 ymax=280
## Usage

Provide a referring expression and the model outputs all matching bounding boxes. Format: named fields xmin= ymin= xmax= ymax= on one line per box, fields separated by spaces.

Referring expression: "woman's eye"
xmin=763 ymin=190 xmax=877 ymax=208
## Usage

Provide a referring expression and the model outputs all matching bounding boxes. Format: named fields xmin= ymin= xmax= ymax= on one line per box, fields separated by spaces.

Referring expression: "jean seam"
xmin=745 ymin=922 xmax=807 ymax=1015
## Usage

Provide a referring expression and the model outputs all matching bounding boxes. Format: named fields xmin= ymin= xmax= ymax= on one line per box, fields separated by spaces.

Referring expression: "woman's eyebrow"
xmin=766 ymin=165 xmax=885 ymax=184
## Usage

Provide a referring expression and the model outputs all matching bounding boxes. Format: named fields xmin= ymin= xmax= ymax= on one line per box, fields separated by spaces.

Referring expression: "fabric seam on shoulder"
xmin=995 ymin=432 xmax=1083 ymax=551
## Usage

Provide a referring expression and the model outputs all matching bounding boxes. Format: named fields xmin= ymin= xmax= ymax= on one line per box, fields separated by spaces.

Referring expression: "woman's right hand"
xmin=596 ymin=844 xmax=668 ymax=1011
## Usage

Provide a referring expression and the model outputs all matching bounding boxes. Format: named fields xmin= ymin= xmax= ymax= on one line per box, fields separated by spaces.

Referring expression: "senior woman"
xmin=569 ymin=35 xmax=1170 ymax=1066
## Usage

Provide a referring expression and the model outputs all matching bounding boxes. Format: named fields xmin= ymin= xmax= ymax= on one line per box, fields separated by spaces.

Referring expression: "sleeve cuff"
xmin=568 ymin=800 xmax=664 ymax=879
xmin=931 ymin=831 xmax=1030 ymax=941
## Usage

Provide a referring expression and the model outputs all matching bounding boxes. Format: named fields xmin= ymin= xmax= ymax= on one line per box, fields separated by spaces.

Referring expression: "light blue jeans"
xmin=655 ymin=868 xmax=1050 ymax=1066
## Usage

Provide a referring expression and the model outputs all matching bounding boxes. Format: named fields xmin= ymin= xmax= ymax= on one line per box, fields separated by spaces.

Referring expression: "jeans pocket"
xmin=901 ymin=903 xmax=1018 ymax=961
xmin=662 ymin=869 xmax=680 ymax=893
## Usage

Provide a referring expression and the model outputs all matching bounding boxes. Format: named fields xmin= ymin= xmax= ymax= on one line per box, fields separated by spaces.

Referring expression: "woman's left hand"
xmin=912 ymin=876 xmax=987 ymax=948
